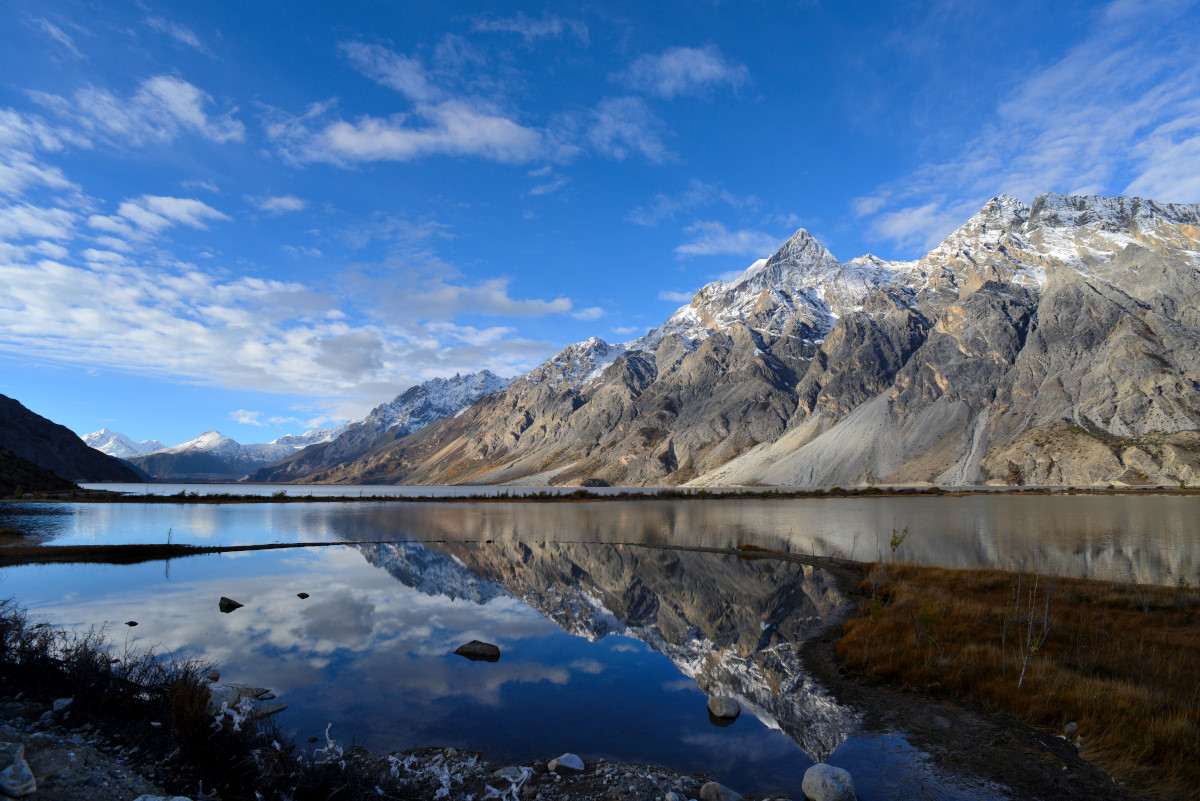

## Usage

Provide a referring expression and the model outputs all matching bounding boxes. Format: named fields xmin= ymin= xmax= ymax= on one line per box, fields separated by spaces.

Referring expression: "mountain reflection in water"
xmin=357 ymin=539 xmax=854 ymax=762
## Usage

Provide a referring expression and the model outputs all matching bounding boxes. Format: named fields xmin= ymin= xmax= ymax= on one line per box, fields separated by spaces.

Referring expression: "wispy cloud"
xmin=230 ymin=409 xmax=264 ymax=426
xmin=87 ymin=195 xmax=228 ymax=243
xmin=675 ymin=220 xmax=780 ymax=258
xmin=472 ymin=13 xmax=589 ymax=46
xmin=587 ymin=97 xmax=671 ymax=163
xmin=145 ymin=16 xmax=211 ymax=56
xmin=628 ymin=180 xmax=756 ymax=226
xmin=251 ymin=195 xmax=307 ymax=214
xmin=32 ymin=75 xmax=244 ymax=146
xmin=339 ymin=42 xmax=437 ymax=102
xmin=657 ymin=289 xmax=694 ymax=303
xmin=855 ymin=0 xmax=1200 ymax=253
xmin=30 ymin=18 xmax=84 ymax=59
xmin=572 ymin=306 xmax=604 ymax=321
xmin=617 ymin=45 xmax=749 ymax=99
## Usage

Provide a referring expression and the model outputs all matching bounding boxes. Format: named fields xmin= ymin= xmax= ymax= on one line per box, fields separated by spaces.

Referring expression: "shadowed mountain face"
xmin=356 ymin=538 xmax=853 ymax=761
xmin=0 ymin=394 xmax=140 ymax=484
xmin=309 ymin=193 xmax=1200 ymax=488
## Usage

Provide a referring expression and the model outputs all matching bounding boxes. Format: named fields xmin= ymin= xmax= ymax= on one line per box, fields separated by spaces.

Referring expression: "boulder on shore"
xmin=802 ymin=763 xmax=855 ymax=801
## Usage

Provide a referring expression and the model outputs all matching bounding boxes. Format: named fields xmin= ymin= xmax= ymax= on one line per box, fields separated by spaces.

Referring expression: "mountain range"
xmin=275 ymin=192 xmax=1200 ymax=488
xmin=85 ymin=371 xmax=511 ymax=482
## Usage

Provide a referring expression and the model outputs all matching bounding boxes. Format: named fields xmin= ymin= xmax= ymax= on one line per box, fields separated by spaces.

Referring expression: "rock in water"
xmin=0 ymin=744 xmax=36 ymax=798
xmin=219 ymin=596 xmax=244 ymax=613
xmin=699 ymin=781 xmax=743 ymax=801
xmin=297 ymin=592 xmax=310 ymax=599
xmin=454 ymin=640 xmax=501 ymax=661
xmin=52 ymin=697 xmax=73 ymax=713
xmin=706 ymin=696 xmax=741 ymax=724
xmin=547 ymin=753 xmax=584 ymax=773
xmin=802 ymin=763 xmax=855 ymax=801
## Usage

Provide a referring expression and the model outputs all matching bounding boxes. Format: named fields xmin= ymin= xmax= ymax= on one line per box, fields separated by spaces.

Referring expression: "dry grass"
xmin=837 ymin=563 xmax=1200 ymax=800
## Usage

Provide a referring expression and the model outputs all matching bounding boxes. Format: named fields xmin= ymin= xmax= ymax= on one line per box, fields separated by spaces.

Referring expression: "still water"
xmin=2 ymin=493 xmax=1198 ymax=799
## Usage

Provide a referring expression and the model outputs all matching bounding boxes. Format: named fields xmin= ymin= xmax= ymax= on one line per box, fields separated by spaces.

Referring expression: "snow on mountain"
xmin=629 ymin=229 xmax=909 ymax=352
xmin=368 ymin=370 xmax=513 ymax=436
xmin=83 ymin=428 xmax=165 ymax=459
xmin=521 ymin=338 xmax=627 ymax=390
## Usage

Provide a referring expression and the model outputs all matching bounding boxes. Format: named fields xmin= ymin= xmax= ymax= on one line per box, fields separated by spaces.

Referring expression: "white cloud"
xmin=611 ymin=325 xmax=640 ymax=335
xmin=527 ymin=175 xmax=568 ymax=196
xmin=572 ymin=306 xmax=605 ymax=321
xmin=339 ymin=42 xmax=437 ymax=102
xmin=0 ymin=203 xmax=77 ymax=240
xmin=116 ymin=195 xmax=229 ymax=233
xmin=856 ymin=0 xmax=1200 ymax=253
xmin=588 ymin=97 xmax=671 ymax=163
xmin=145 ymin=16 xmax=211 ymax=56
xmin=33 ymin=75 xmax=244 ymax=146
xmin=618 ymin=45 xmax=749 ymax=99
xmin=181 ymin=179 xmax=220 ymax=193
xmin=364 ymin=273 xmax=573 ymax=319
xmin=472 ymin=13 xmax=589 ymax=45
xmin=231 ymin=409 xmax=264 ymax=426
xmin=658 ymin=290 xmax=694 ymax=303
xmin=253 ymin=195 xmax=307 ymax=214
xmin=272 ymin=100 xmax=547 ymax=165
xmin=628 ymin=180 xmax=755 ymax=227
xmin=675 ymin=221 xmax=781 ymax=258
xmin=30 ymin=18 xmax=83 ymax=59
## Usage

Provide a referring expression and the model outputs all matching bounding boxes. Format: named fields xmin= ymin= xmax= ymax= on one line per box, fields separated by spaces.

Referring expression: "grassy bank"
xmin=838 ymin=562 xmax=1200 ymax=800
xmin=0 ymin=598 xmax=425 ymax=800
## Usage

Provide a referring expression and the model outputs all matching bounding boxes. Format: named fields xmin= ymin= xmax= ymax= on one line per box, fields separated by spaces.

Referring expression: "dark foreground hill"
xmin=0 ymin=394 xmax=141 ymax=484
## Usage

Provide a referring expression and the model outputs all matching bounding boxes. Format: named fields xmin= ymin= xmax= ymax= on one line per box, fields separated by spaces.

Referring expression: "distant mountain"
xmin=122 ymin=427 xmax=342 ymax=482
xmin=0 ymin=394 xmax=141 ymax=483
xmin=249 ymin=370 xmax=511 ymax=483
xmin=82 ymin=428 xmax=165 ymax=459
xmin=307 ymin=193 xmax=1200 ymax=488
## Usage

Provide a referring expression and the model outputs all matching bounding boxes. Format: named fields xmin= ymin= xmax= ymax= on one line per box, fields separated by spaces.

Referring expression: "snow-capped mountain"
xmin=631 ymin=229 xmax=908 ymax=352
xmin=83 ymin=428 xmax=165 ymax=459
xmin=118 ymin=426 xmax=342 ymax=481
xmin=249 ymin=370 xmax=512 ymax=483
xmin=308 ymin=192 xmax=1200 ymax=489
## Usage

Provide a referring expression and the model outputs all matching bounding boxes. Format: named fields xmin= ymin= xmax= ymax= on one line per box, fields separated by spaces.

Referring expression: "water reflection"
xmin=1 ymin=538 xmax=1014 ymax=799
xmin=5 ymin=495 xmax=1197 ymax=585
xmin=361 ymin=539 xmax=852 ymax=760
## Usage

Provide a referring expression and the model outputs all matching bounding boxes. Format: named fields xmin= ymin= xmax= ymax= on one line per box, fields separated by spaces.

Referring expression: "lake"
xmin=1 ymin=492 xmax=1197 ymax=799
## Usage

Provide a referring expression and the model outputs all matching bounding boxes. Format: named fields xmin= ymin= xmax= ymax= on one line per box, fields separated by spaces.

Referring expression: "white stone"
xmin=802 ymin=763 xmax=855 ymax=801
xmin=548 ymin=753 xmax=584 ymax=772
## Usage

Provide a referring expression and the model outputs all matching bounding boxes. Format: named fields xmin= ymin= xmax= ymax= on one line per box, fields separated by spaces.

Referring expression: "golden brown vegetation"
xmin=838 ymin=562 xmax=1200 ymax=800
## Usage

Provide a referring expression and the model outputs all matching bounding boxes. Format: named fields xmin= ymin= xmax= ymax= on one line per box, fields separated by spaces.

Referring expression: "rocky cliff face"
xmin=0 ymin=394 xmax=141 ymax=483
xmin=312 ymin=193 xmax=1200 ymax=487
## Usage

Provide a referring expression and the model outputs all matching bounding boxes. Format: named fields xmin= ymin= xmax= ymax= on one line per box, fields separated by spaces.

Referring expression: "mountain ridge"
xmin=297 ymin=191 xmax=1200 ymax=488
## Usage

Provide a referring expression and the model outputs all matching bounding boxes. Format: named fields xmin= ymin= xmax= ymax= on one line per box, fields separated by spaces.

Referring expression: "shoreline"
xmin=6 ymin=482 xmax=1200 ymax=505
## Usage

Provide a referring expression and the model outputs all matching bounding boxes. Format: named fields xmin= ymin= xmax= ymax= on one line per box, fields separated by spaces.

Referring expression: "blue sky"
xmin=1 ymin=0 xmax=1198 ymax=446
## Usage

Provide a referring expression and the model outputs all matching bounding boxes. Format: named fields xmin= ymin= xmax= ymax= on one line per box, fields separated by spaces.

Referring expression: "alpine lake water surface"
xmin=2 ymin=488 xmax=1197 ymax=799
